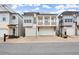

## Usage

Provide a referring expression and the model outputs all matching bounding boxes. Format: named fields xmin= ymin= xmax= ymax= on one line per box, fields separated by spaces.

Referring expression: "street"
xmin=0 ymin=42 xmax=79 ymax=55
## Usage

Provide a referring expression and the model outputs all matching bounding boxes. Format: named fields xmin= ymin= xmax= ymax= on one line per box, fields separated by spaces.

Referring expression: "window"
xmin=65 ymin=19 xmax=72 ymax=22
xmin=13 ymin=28 xmax=15 ymax=36
xmin=38 ymin=16 xmax=42 ymax=20
xmin=24 ymin=20 xmax=27 ymax=23
xmin=45 ymin=17 xmax=50 ymax=24
xmin=24 ymin=19 xmax=31 ymax=23
xmin=26 ymin=26 xmax=32 ymax=28
xmin=38 ymin=16 xmax=43 ymax=25
xmin=51 ymin=17 xmax=54 ymax=20
xmin=3 ymin=17 xmax=6 ymax=21
xmin=45 ymin=19 xmax=49 ymax=23
xmin=51 ymin=18 xmax=55 ymax=22
xmin=65 ymin=19 xmax=67 ymax=22
xmin=45 ymin=19 xmax=50 ymax=25
xmin=45 ymin=17 xmax=49 ymax=19
xmin=38 ymin=19 xmax=42 ymax=22
xmin=12 ymin=16 xmax=16 ymax=19
xmin=27 ymin=20 xmax=31 ymax=23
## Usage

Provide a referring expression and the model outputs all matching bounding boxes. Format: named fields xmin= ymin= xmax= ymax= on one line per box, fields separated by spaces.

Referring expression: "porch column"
xmin=50 ymin=16 xmax=51 ymax=25
xmin=43 ymin=16 xmax=44 ymax=25
xmin=36 ymin=17 xmax=38 ymax=36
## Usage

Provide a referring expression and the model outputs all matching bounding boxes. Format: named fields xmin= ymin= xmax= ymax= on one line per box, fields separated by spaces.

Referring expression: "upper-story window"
xmin=2 ymin=17 xmax=6 ymax=21
xmin=44 ymin=17 xmax=50 ymax=25
xmin=38 ymin=16 xmax=43 ymax=22
xmin=45 ymin=16 xmax=49 ymax=19
xmin=65 ymin=19 xmax=72 ymax=22
xmin=24 ymin=19 xmax=31 ymax=23
xmin=38 ymin=16 xmax=42 ymax=20
xmin=51 ymin=17 xmax=56 ymax=22
xmin=44 ymin=17 xmax=50 ymax=22
xmin=64 ymin=16 xmax=73 ymax=19
xmin=12 ymin=16 xmax=16 ymax=19
xmin=51 ymin=17 xmax=53 ymax=20
xmin=45 ymin=19 xmax=49 ymax=22
xmin=24 ymin=20 xmax=27 ymax=23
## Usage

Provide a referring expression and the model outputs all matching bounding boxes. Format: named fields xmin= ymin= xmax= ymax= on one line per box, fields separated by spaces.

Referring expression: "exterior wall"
xmin=0 ymin=13 xmax=10 ymax=29
xmin=61 ymin=15 xmax=74 ymax=26
xmin=23 ymin=16 xmax=34 ymax=26
xmin=9 ymin=14 xmax=18 ymax=24
xmin=0 ymin=13 xmax=10 ymax=37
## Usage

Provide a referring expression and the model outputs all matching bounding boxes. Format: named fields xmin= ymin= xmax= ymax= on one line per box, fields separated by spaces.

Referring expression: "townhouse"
xmin=58 ymin=11 xmax=79 ymax=36
xmin=0 ymin=5 xmax=24 ymax=38
xmin=23 ymin=12 xmax=57 ymax=36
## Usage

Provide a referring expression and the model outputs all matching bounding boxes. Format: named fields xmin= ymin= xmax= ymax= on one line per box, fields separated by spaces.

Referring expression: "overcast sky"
xmin=7 ymin=4 xmax=79 ymax=14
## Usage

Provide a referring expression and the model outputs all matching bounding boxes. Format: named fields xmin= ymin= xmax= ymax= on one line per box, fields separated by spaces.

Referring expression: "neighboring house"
xmin=58 ymin=11 xmax=79 ymax=36
xmin=0 ymin=5 xmax=24 ymax=37
xmin=23 ymin=12 xmax=57 ymax=36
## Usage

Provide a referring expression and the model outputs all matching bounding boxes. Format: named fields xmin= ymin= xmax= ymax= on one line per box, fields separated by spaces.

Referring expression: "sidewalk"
xmin=0 ymin=36 xmax=79 ymax=43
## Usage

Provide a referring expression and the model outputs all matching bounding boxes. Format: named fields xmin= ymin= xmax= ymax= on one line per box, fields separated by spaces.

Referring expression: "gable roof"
xmin=62 ymin=11 xmax=79 ymax=15
xmin=0 ymin=4 xmax=16 ymax=13
xmin=0 ymin=5 xmax=22 ymax=18
xmin=23 ymin=12 xmax=39 ymax=16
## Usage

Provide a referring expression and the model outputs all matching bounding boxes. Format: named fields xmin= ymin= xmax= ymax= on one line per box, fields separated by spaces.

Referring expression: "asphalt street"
xmin=0 ymin=42 xmax=79 ymax=55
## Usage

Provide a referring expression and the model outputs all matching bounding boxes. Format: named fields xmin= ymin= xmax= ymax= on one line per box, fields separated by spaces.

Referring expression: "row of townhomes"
xmin=23 ymin=11 xmax=79 ymax=36
xmin=0 ymin=5 xmax=79 ymax=38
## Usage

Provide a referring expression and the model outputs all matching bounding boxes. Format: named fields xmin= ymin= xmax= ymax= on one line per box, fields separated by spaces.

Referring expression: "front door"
xmin=13 ymin=28 xmax=15 ymax=36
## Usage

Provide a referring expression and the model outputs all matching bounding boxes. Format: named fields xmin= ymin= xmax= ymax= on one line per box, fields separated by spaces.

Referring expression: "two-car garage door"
xmin=38 ymin=27 xmax=55 ymax=35
xmin=0 ymin=29 xmax=8 ymax=37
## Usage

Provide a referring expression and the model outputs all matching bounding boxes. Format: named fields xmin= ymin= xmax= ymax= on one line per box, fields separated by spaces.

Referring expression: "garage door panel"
xmin=25 ymin=28 xmax=36 ymax=36
xmin=38 ymin=28 xmax=55 ymax=35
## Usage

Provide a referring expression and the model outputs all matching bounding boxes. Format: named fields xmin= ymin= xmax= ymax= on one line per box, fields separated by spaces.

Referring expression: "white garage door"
xmin=0 ymin=29 xmax=8 ymax=37
xmin=66 ymin=27 xmax=75 ymax=35
xmin=38 ymin=27 xmax=55 ymax=35
xmin=25 ymin=28 xmax=36 ymax=36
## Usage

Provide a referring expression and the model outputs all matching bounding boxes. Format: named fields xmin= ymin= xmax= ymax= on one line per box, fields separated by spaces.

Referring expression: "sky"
xmin=8 ymin=4 xmax=79 ymax=14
